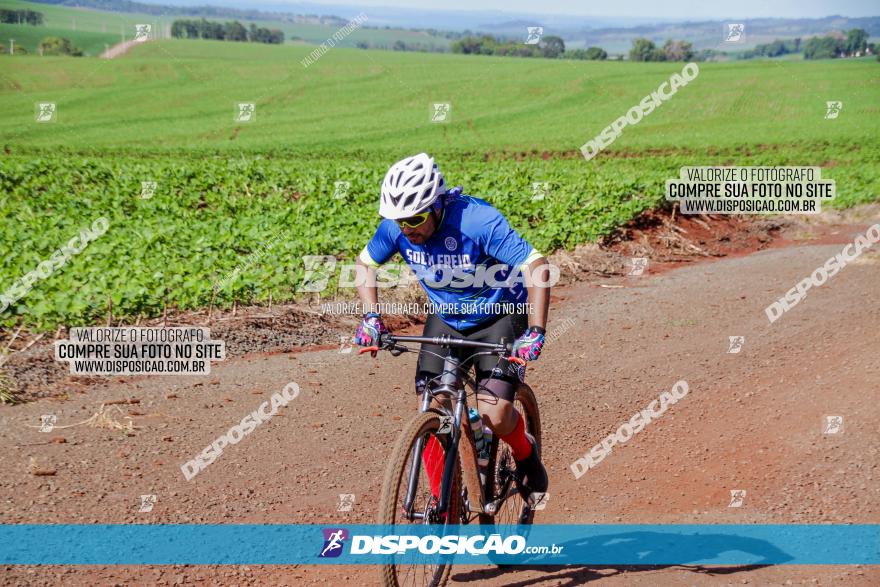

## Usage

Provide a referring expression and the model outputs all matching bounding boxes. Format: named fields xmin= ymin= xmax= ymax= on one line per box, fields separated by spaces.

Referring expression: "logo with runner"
xmin=824 ymin=101 xmax=843 ymax=120
xmin=134 ymin=24 xmax=151 ymax=42
xmin=728 ymin=489 xmax=746 ymax=507
xmin=444 ymin=237 xmax=457 ymax=251
xmin=319 ymin=528 xmax=348 ymax=558
xmin=138 ymin=494 xmax=157 ymax=512
xmin=140 ymin=181 xmax=157 ymax=199
xmin=35 ymin=102 xmax=57 ymax=123
xmin=436 ymin=416 xmax=454 ymax=435
xmin=39 ymin=414 xmax=57 ymax=433
xmin=431 ymin=103 xmax=451 ymax=123
xmin=724 ymin=23 xmax=745 ymax=43
xmin=727 ymin=336 xmax=745 ymax=354
xmin=823 ymin=415 xmax=843 ymax=434
xmin=525 ymin=27 xmax=543 ymax=45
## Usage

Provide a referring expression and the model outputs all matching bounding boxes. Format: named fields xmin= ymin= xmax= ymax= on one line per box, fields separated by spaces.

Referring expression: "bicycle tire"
xmin=479 ymin=382 xmax=542 ymax=526
xmin=378 ymin=410 xmax=462 ymax=587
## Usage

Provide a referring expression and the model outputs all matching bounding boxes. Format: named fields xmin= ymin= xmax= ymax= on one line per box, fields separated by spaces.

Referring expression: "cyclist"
xmin=353 ymin=153 xmax=550 ymax=501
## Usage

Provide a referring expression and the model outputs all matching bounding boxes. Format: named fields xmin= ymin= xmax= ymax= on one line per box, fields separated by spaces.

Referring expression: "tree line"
xmin=170 ymin=19 xmax=284 ymax=44
xmin=0 ymin=8 xmax=44 ymax=25
xmin=628 ymin=39 xmax=695 ymax=61
xmin=450 ymin=35 xmax=607 ymax=60
xmin=803 ymin=28 xmax=871 ymax=59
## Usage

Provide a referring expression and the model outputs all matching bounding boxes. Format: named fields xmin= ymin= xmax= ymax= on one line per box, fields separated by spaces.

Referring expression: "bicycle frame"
xmin=375 ymin=334 xmax=517 ymax=521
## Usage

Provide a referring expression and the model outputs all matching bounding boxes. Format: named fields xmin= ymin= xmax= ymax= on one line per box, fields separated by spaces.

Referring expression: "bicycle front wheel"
xmin=378 ymin=410 xmax=462 ymax=587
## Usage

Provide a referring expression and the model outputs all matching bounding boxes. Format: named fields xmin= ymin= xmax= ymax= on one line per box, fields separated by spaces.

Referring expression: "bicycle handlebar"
xmin=358 ymin=333 xmax=526 ymax=365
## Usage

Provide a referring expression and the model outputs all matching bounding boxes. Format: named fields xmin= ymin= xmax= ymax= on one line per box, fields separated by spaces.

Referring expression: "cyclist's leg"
xmin=468 ymin=311 xmax=528 ymax=438
xmin=470 ymin=312 xmax=548 ymax=493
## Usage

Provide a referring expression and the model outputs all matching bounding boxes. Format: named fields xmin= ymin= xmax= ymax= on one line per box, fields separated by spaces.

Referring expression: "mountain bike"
xmin=360 ymin=332 xmax=543 ymax=587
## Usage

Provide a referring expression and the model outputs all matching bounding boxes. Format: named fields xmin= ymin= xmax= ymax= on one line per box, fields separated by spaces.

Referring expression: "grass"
xmin=0 ymin=40 xmax=877 ymax=153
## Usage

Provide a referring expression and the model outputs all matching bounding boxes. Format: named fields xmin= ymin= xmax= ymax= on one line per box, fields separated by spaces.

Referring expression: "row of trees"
xmin=170 ymin=19 xmax=284 ymax=44
xmin=450 ymin=35 xmax=606 ymax=60
xmin=629 ymin=38 xmax=694 ymax=62
xmin=564 ymin=47 xmax=608 ymax=60
xmin=803 ymin=28 xmax=870 ymax=59
xmin=355 ymin=40 xmax=446 ymax=52
xmin=741 ymin=38 xmax=801 ymax=59
xmin=0 ymin=8 xmax=43 ymax=25
xmin=451 ymin=34 xmax=564 ymax=58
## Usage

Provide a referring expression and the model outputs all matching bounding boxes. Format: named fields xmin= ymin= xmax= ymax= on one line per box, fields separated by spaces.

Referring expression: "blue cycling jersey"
xmin=360 ymin=187 xmax=541 ymax=330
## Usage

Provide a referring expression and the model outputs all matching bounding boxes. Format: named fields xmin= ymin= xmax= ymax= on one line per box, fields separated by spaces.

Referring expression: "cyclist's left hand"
xmin=512 ymin=326 xmax=545 ymax=361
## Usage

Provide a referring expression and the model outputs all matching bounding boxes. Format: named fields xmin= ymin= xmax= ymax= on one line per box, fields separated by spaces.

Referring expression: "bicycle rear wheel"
xmin=480 ymin=382 xmax=542 ymax=526
xmin=378 ymin=410 xmax=462 ymax=587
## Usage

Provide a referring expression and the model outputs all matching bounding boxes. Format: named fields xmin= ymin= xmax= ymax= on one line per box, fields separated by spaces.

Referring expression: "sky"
xmin=235 ymin=0 xmax=880 ymax=19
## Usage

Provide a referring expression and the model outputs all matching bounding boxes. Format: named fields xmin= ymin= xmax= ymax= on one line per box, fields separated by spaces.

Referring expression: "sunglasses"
xmin=396 ymin=210 xmax=431 ymax=229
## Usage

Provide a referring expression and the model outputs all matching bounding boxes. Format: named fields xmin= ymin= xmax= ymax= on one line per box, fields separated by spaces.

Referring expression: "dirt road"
xmin=1 ymin=211 xmax=878 ymax=586
xmin=100 ymin=38 xmax=150 ymax=59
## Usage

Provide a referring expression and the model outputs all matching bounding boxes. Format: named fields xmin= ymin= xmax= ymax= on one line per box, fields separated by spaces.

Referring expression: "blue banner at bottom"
xmin=1 ymin=524 xmax=878 ymax=565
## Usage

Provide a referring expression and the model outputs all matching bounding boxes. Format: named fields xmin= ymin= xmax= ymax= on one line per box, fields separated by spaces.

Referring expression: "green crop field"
xmin=1 ymin=40 xmax=877 ymax=151
xmin=1 ymin=31 xmax=878 ymax=331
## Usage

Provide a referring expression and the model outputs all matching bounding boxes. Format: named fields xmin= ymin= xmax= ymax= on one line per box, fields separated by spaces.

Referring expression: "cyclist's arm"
xmin=356 ymin=220 xmax=399 ymax=315
xmin=355 ymin=256 xmax=380 ymax=315
xmin=524 ymin=256 xmax=550 ymax=330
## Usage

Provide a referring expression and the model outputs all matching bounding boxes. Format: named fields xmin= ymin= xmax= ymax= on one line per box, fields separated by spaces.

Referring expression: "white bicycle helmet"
xmin=379 ymin=153 xmax=446 ymax=220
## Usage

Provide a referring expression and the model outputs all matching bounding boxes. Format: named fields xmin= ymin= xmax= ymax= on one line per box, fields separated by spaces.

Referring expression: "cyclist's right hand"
xmin=355 ymin=312 xmax=388 ymax=356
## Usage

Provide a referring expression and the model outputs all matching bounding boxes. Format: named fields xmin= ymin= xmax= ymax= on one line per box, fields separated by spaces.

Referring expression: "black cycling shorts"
xmin=415 ymin=311 xmax=528 ymax=403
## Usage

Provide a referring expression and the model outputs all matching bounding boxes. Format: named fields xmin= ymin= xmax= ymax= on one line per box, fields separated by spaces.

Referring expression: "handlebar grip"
xmin=507 ymin=356 xmax=526 ymax=366
xmin=358 ymin=346 xmax=379 ymax=354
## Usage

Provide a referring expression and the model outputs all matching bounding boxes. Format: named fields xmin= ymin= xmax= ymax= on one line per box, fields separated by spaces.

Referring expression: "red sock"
xmin=500 ymin=412 xmax=532 ymax=461
xmin=422 ymin=435 xmax=444 ymax=498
